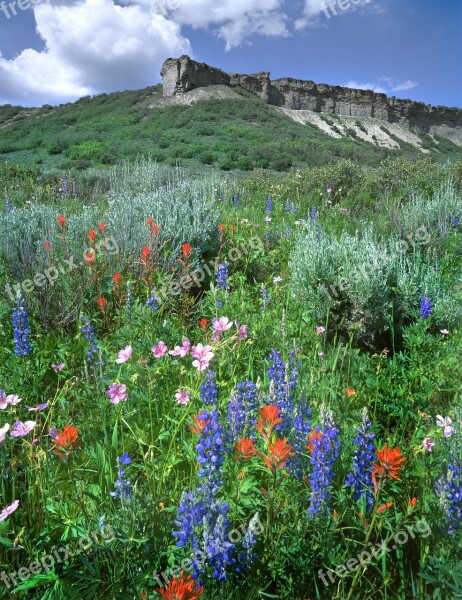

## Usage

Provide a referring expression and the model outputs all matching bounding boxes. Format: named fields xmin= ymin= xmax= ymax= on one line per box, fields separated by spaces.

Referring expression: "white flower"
xmin=436 ymin=415 xmax=456 ymax=438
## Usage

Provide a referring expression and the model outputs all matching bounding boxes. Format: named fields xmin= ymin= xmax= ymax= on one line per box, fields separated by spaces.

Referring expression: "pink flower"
xmin=191 ymin=343 xmax=214 ymax=372
xmin=51 ymin=362 xmax=65 ymax=372
xmin=0 ymin=391 xmax=21 ymax=409
xmin=234 ymin=320 xmax=248 ymax=340
xmin=169 ymin=339 xmax=191 ymax=358
xmin=436 ymin=415 xmax=456 ymax=438
xmin=0 ymin=424 xmax=10 ymax=443
xmin=106 ymin=383 xmax=128 ymax=405
xmin=175 ymin=389 xmax=190 ymax=405
xmin=10 ymin=420 xmax=36 ymax=437
xmin=116 ymin=345 xmax=133 ymax=364
xmin=25 ymin=403 xmax=49 ymax=412
xmin=316 ymin=326 xmax=325 ymax=334
xmin=151 ymin=341 xmax=168 ymax=358
xmin=212 ymin=317 xmax=233 ymax=333
xmin=0 ymin=499 xmax=19 ymax=522
xmin=423 ymin=437 xmax=436 ymax=452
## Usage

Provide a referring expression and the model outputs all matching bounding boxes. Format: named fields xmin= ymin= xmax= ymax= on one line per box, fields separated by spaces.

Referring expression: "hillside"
xmin=0 ymin=83 xmax=460 ymax=172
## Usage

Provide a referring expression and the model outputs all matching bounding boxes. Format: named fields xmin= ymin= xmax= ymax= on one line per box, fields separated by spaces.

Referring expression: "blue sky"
xmin=0 ymin=0 xmax=460 ymax=107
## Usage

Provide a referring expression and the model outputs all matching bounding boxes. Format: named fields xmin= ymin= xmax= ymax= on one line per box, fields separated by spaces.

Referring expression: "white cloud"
xmin=295 ymin=0 xmax=384 ymax=29
xmin=344 ymin=78 xmax=419 ymax=96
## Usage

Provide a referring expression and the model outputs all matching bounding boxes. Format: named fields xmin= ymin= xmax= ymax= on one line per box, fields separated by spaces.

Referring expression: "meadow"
xmin=0 ymin=157 xmax=461 ymax=599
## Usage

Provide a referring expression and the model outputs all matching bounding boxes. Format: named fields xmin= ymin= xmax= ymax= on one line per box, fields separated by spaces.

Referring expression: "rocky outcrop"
xmin=161 ymin=56 xmax=462 ymax=143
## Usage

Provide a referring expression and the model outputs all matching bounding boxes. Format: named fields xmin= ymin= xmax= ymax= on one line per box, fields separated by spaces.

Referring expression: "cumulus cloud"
xmin=344 ymin=78 xmax=419 ymax=96
xmin=295 ymin=0 xmax=384 ymax=29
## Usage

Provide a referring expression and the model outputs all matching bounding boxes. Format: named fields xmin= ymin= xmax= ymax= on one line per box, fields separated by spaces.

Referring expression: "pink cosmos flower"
xmin=212 ymin=317 xmax=233 ymax=333
xmin=191 ymin=343 xmax=214 ymax=372
xmin=116 ymin=345 xmax=133 ymax=364
xmin=175 ymin=389 xmax=190 ymax=405
xmin=436 ymin=415 xmax=456 ymax=438
xmin=106 ymin=383 xmax=128 ymax=405
xmin=316 ymin=326 xmax=325 ymax=334
xmin=151 ymin=341 xmax=168 ymax=358
xmin=51 ymin=362 xmax=65 ymax=372
xmin=0 ymin=499 xmax=19 ymax=522
xmin=169 ymin=339 xmax=191 ymax=358
xmin=423 ymin=437 xmax=436 ymax=452
xmin=10 ymin=420 xmax=36 ymax=437
xmin=0 ymin=424 xmax=10 ymax=443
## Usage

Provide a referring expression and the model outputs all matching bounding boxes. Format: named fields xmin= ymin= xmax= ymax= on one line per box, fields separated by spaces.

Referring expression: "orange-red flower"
xmin=44 ymin=241 xmax=51 ymax=250
xmin=88 ymin=229 xmax=97 ymax=242
xmin=157 ymin=572 xmax=203 ymax=600
xmin=198 ymin=318 xmax=208 ymax=330
xmin=57 ymin=214 xmax=67 ymax=228
xmin=377 ymin=501 xmax=393 ymax=514
xmin=181 ymin=243 xmax=192 ymax=259
xmin=256 ymin=405 xmax=282 ymax=441
xmin=86 ymin=251 xmax=95 ymax=263
xmin=98 ymin=221 xmax=107 ymax=232
xmin=189 ymin=413 xmax=210 ymax=436
xmin=53 ymin=424 xmax=80 ymax=461
xmin=234 ymin=438 xmax=257 ymax=460
xmin=113 ymin=273 xmax=122 ymax=285
xmin=372 ymin=444 xmax=406 ymax=494
xmin=146 ymin=217 xmax=154 ymax=227
xmin=306 ymin=430 xmax=323 ymax=454
xmin=409 ymin=497 xmax=418 ymax=508
xmin=218 ymin=224 xmax=226 ymax=232
xmin=152 ymin=224 xmax=159 ymax=235
xmin=262 ymin=438 xmax=294 ymax=471
xmin=141 ymin=246 xmax=150 ymax=263
xmin=346 ymin=388 xmax=356 ymax=397
xmin=97 ymin=297 xmax=107 ymax=309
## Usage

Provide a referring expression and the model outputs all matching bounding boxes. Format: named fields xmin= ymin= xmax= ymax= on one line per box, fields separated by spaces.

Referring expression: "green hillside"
xmin=1 ymin=84 xmax=460 ymax=172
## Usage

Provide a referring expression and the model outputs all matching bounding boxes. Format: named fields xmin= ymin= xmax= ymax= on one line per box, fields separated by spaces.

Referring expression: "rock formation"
xmin=161 ymin=56 xmax=462 ymax=143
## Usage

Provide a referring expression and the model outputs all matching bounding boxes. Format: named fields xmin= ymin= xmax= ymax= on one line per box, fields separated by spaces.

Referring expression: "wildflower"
xmin=440 ymin=329 xmax=449 ymax=335
xmin=423 ymin=437 xmax=436 ymax=452
xmin=57 ymin=214 xmax=67 ymax=228
xmin=420 ymin=295 xmax=432 ymax=318
xmin=191 ymin=343 xmax=214 ymax=372
xmin=346 ymin=388 xmax=356 ymax=397
xmin=85 ymin=251 xmax=95 ymax=263
xmin=0 ymin=424 xmax=10 ymax=443
xmin=98 ymin=221 xmax=107 ymax=232
xmin=151 ymin=224 xmax=160 ymax=235
xmin=318 ymin=352 xmax=325 ymax=359
xmin=0 ymin=500 xmax=19 ymax=522
xmin=311 ymin=206 xmax=317 ymax=223
xmin=211 ymin=317 xmax=233 ymax=342
xmin=232 ymin=193 xmax=239 ymax=206
xmin=189 ymin=413 xmax=210 ymax=436
xmin=264 ymin=216 xmax=272 ymax=223
xmin=111 ymin=453 xmax=133 ymax=501
xmin=200 ymin=370 xmax=218 ymax=406
xmin=113 ymin=273 xmax=122 ymax=285
xmin=198 ymin=318 xmax=208 ymax=330
xmin=141 ymin=246 xmax=150 ymax=263
xmin=81 ymin=318 xmax=101 ymax=376
xmin=436 ymin=415 xmax=456 ymax=438
xmin=262 ymin=438 xmax=294 ymax=472
xmin=25 ymin=403 xmax=48 ymax=412
xmin=181 ymin=243 xmax=192 ymax=259
xmin=234 ymin=321 xmax=248 ymax=340
xmin=377 ymin=501 xmax=393 ymax=514
xmin=12 ymin=296 xmax=31 ymax=356
xmin=157 ymin=571 xmax=204 ymax=600
xmin=147 ymin=217 xmax=154 ymax=226
xmin=5 ymin=195 xmax=12 ymax=213
xmin=147 ymin=290 xmax=159 ymax=310
xmin=260 ymin=286 xmax=270 ymax=311
xmin=345 ymin=410 xmax=376 ymax=510
xmin=169 ymin=339 xmax=191 ymax=358
xmin=266 ymin=350 xmax=299 ymax=435
xmin=97 ymin=297 xmax=107 ymax=309
xmin=307 ymin=408 xmax=340 ymax=516
xmin=53 ymin=425 xmax=79 ymax=456
xmin=409 ymin=497 xmax=418 ymax=508
xmin=266 ymin=195 xmax=273 ymax=213
xmin=44 ymin=241 xmax=51 ymax=250
xmin=116 ymin=345 xmax=133 ymax=364
xmin=435 ymin=462 xmax=462 ymax=534
xmin=10 ymin=420 xmax=36 ymax=437
xmin=371 ymin=444 xmax=406 ymax=494
xmin=0 ymin=392 xmax=21 ymax=409
xmin=216 ymin=262 xmax=230 ymax=290
xmin=176 ymin=389 xmax=190 ymax=405
xmin=316 ymin=326 xmax=325 ymax=334
xmin=51 ymin=362 xmax=65 ymax=372
xmin=106 ymin=383 xmax=128 ymax=405
xmin=88 ymin=229 xmax=97 ymax=242
xmin=256 ymin=405 xmax=282 ymax=441
xmin=218 ymin=223 xmax=226 ymax=232
xmin=236 ymin=513 xmax=261 ymax=573
xmin=227 ymin=381 xmax=258 ymax=443
xmin=307 ymin=430 xmax=323 ymax=454
xmin=234 ymin=438 xmax=257 ymax=460
xmin=152 ymin=341 xmax=168 ymax=358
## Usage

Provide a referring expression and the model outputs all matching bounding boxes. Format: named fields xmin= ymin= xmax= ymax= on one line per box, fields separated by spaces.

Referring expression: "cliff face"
xmin=161 ymin=56 xmax=462 ymax=142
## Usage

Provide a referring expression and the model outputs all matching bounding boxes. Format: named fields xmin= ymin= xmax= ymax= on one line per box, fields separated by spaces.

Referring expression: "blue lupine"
xmin=260 ymin=286 xmax=270 ymax=311
xmin=200 ymin=370 xmax=218 ymax=407
xmin=452 ymin=216 xmax=459 ymax=227
xmin=216 ymin=262 xmax=230 ymax=290
xmin=290 ymin=393 xmax=311 ymax=478
xmin=81 ymin=318 xmax=101 ymax=375
xmin=307 ymin=407 xmax=340 ymax=517
xmin=435 ymin=462 xmax=462 ymax=535
xmin=285 ymin=226 xmax=291 ymax=238
xmin=267 ymin=350 xmax=298 ymax=435
xmin=199 ymin=505 xmax=235 ymax=581
xmin=345 ymin=410 xmax=376 ymax=510
xmin=12 ymin=296 xmax=31 ymax=356
xmin=236 ymin=513 xmax=261 ymax=573
xmin=232 ymin=193 xmax=239 ymax=206
xmin=5 ymin=195 xmax=12 ymax=214
xmin=126 ymin=281 xmax=132 ymax=316
xmin=266 ymin=195 xmax=273 ymax=214
xmin=264 ymin=229 xmax=270 ymax=244
xmin=111 ymin=454 xmax=133 ymax=501
xmin=146 ymin=290 xmax=159 ymax=310
xmin=420 ymin=295 xmax=433 ymax=318
xmin=173 ymin=490 xmax=205 ymax=548
xmin=215 ymin=298 xmax=223 ymax=309
xmin=227 ymin=381 xmax=258 ymax=443
xmin=197 ymin=407 xmax=225 ymax=497
xmin=311 ymin=206 xmax=317 ymax=223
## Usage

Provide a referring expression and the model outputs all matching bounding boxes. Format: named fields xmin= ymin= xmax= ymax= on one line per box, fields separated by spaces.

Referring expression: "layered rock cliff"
xmin=161 ymin=56 xmax=462 ymax=144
